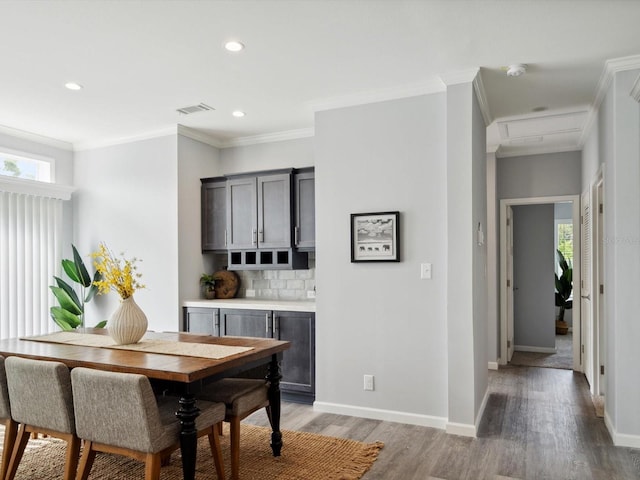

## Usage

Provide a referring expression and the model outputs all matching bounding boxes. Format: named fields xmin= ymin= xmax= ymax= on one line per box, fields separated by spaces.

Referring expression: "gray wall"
xmin=497 ymin=150 xmax=582 ymax=199
xmin=513 ymin=204 xmax=555 ymax=350
xmin=315 ymin=93 xmax=450 ymax=425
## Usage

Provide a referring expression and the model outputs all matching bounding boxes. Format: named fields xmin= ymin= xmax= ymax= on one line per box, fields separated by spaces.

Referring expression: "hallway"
xmin=245 ymin=365 xmax=640 ymax=479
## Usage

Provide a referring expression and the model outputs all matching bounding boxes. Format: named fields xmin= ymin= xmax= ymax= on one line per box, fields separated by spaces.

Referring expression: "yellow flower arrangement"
xmin=91 ymin=243 xmax=145 ymax=299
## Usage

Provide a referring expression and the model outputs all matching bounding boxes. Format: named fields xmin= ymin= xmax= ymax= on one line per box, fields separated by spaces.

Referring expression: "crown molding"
xmin=473 ymin=69 xmax=492 ymax=126
xmin=73 ymin=126 xmax=178 ymax=152
xmin=309 ymin=80 xmax=445 ymax=113
xmin=0 ymin=124 xmax=73 ymax=151
xmin=219 ymin=127 xmax=315 ymax=148
xmin=592 ymin=54 xmax=640 ymax=112
xmin=440 ymin=68 xmax=480 ymax=86
xmin=496 ymin=143 xmax=581 ymax=159
xmin=177 ymin=125 xmax=224 ymax=148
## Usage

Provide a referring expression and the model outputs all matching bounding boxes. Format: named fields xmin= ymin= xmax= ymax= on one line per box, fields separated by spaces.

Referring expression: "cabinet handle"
xmin=259 ymin=229 xmax=264 ymax=243
xmin=224 ymin=229 xmax=228 ymax=247
xmin=273 ymin=316 xmax=279 ymax=339
xmin=214 ymin=310 xmax=220 ymax=336
xmin=265 ymin=312 xmax=271 ymax=334
xmin=252 ymin=228 xmax=257 ymax=246
xmin=294 ymin=226 xmax=299 ymax=246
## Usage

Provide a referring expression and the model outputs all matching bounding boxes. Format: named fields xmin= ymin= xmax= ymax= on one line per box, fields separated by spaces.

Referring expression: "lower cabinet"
xmin=183 ymin=306 xmax=315 ymax=404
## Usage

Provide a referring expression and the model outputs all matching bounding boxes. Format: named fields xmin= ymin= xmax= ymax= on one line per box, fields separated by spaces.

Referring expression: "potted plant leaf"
xmin=200 ymin=273 xmax=216 ymax=300
xmin=50 ymin=244 xmax=106 ymax=330
xmin=555 ymin=249 xmax=573 ymax=335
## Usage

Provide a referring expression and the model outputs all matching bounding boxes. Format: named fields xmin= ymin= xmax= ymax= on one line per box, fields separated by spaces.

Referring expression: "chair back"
xmin=5 ymin=356 xmax=75 ymax=433
xmin=71 ymin=367 xmax=170 ymax=453
xmin=0 ymin=356 xmax=11 ymax=421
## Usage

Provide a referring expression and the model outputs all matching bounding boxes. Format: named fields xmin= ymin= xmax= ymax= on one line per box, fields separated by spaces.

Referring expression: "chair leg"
xmin=63 ymin=434 xmax=81 ymax=480
xmin=5 ymin=424 xmax=31 ymax=480
xmin=144 ymin=453 xmax=162 ymax=480
xmin=229 ymin=417 xmax=242 ymax=480
xmin=0 ymin=419 xmax=17 ymax=480
xmin=207 ymin=424 xmax=226 ymax=480
xmin=265 ymin=405 xmax=273 ymax=428
xmin=76 ymin=441 xmax=97 ymax=480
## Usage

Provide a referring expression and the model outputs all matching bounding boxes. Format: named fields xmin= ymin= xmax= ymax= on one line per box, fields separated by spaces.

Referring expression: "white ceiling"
xmin=1 ymin=0 xmax=640 ymax=155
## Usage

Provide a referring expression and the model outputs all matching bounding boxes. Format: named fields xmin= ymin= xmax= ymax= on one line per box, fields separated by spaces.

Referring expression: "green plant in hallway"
xmin=200 ymin=273 xmax=216 ymax=299
xmin=555 ymin=249 xmax=573 ymax=335
xmin=50 ymin=244 xmax=106 ymax=330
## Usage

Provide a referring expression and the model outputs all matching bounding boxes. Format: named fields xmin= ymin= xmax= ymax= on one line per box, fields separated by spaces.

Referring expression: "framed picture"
xmin=350 ymin=211 xmax=400 ymax=262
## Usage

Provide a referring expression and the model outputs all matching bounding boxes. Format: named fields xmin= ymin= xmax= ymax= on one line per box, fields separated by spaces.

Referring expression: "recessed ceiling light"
xmin=224 ymin=41 xmax=244 ymax=52
xmin=64 ymin=82 xmax=83 ymax=90
xmin=232 ymin=110 xmax=246 ymax=118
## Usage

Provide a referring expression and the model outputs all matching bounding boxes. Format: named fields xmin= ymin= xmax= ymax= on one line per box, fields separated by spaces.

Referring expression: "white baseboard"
xmin=313 ymin=401 xmax=448 ymax=430
xmin=446 ymin=421 xmax=476 ymax=437
xmin=514 ymin=345 xmax=557 ymax=354
xmin=488 ymin=361 xmax=499 ymax=370
xmin=605 ymin=410 xmax=640 ymax=448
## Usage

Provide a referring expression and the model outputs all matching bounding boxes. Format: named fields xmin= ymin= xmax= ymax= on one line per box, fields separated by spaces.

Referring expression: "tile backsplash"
xmin=234 ymin=254 xmax=315 ymax=300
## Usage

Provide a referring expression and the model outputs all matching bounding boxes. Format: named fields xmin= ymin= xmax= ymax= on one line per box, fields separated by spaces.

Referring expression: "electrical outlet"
xmin=420 ymin=263 xmax=432 ymax=279
xmin=307 ymin=290 xmax=316 ymax=299
xmin=245 ymin=289 xmax=256 ymax=297
xmin=363 ymin=374 xmax=375 ymax=391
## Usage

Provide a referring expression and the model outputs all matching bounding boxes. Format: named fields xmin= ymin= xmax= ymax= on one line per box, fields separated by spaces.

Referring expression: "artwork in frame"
xmin=350 ymin=211 xmax=400 ymax=262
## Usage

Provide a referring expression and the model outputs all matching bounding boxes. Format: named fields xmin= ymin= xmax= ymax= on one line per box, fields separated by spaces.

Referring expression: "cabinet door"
xmin=257 ymin=173 xmax=291 ymax=249
xmin=183 ymin=307 xmax=219 ymax=336
xmin=227 ymin=177 xmax=258 ymax=249
xmin=202 ymin=180 xmax=227 ymax=251
xmin=294 ymin=171 xmax=315 ymax=250
xmin=274 ymin=311 xmax=315 ymax=395
xmin=220 ymin=309 xmax=271 ymax=338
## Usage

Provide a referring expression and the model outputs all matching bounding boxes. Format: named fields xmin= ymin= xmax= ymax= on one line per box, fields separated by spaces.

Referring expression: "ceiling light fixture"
xmin=224 ymin=41 xmax=244 ymax=52
xmin=64 ymin=82 xmax=83 ymax=90
xmin=506 ymin=64 xmax=526 ymax=77
xmin=232 ymin=110 xmax=245 ymax=118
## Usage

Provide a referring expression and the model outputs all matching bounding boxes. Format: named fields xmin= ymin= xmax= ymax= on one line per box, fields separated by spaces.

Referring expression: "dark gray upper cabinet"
xmin=227 ymin=171 xmax=292 ymax=250
xmin=201 ymin=178 xmax=227 ymax=252
xmin=294 ymin=169 xmax=315 ymax=251
xmin=226 ymin=176 xmax=259 ymax=249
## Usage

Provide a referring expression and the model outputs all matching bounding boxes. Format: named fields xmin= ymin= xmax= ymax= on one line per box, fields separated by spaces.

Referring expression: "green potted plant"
xmin=50 ymin=244 xmax=106 ymax=330
xmin=555 ymin=249 xmax=573 ymax=335
xmin=200 ymin=273 xmax=216 ymax=299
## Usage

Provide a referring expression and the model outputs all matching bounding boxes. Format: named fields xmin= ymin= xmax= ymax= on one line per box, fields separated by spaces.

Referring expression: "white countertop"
xmin=183 ymin=298 xmax=316 ymax=313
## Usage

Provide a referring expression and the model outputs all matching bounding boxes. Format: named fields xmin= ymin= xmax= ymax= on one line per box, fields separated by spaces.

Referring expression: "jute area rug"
xmin=4 ymin=423 xmax=384 ymax=480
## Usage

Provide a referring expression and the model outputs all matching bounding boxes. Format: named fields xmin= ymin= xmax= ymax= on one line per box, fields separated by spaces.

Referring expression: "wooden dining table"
xmin=0 ymin=328 xmax=290 ymax=480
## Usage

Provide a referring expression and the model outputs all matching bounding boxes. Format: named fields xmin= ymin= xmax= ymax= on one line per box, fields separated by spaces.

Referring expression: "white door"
xmin=581 ymin=190 xmax=593 ymax=388
xmin=506 ymin=205 xmax=515 ymax=362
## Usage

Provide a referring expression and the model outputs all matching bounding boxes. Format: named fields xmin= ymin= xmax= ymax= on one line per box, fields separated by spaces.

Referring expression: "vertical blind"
xmin=0 ymin=191 xmax=62 ymax=339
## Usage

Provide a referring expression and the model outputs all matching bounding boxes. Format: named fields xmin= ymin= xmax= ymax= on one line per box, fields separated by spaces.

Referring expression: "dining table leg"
xmin=176 ymin=392 xmax=200 ymax=480
xmin=266 ymin=353 xmax=283 ymax=456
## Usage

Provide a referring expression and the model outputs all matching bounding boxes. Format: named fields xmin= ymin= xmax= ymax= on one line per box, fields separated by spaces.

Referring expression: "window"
xmin=0 ymin=149 xmax=52 ymax=182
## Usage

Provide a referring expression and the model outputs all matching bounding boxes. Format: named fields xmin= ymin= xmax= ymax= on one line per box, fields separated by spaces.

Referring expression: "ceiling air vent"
xmin=176 ymin=103 xmax=215 ymax=115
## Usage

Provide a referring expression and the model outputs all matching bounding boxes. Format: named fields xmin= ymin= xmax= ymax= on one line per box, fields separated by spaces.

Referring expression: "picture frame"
xmin=350 ymin=211 xmax=400 ymax=262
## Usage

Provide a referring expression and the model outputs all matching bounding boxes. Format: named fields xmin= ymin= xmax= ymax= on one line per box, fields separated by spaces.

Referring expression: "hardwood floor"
xmin=244 ymin=366 xmax=640 ymax=479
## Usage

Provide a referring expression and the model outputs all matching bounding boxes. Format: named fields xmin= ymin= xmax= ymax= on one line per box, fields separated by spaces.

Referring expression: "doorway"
xmin=499 ymin=195 xmax=581 ymax=371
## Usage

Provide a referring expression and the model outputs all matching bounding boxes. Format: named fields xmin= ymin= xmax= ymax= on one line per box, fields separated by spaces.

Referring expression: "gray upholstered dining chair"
xmin=0 ymin=356 xmax=18 ymax=480
xmin=4 ymin=356 xmax=80 ymax=480
xmin=197 ymin=378 xmax=271 ymax=480
xmin=71 ymin=367 xmax=226 ymax=480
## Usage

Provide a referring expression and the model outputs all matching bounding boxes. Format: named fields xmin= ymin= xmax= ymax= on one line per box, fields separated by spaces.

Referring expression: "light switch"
xmin=420 ymin=263 xmax=432 ymax=279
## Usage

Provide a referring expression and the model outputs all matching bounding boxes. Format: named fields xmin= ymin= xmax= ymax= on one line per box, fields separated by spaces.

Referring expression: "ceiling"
xmin=1 ymin=1 xmax=640 ymax=155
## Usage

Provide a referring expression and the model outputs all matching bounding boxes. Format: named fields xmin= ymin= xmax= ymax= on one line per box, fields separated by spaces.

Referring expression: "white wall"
xmin=74 ymin=135 xmax=180 ymax=332
xmin=219 ymin=137 xmax=314 ymax=174
xmin=177 ymin=135 xmax=221 ymax=307
xmin=599 ymin=69 xmax=640 ymax=444
xmin=314 ymin=94 xmax=449 ymax=427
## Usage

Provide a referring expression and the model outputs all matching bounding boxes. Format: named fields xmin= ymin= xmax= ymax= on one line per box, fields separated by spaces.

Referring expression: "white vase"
xmin=108 ymin=296 xmax=148 ymax=345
